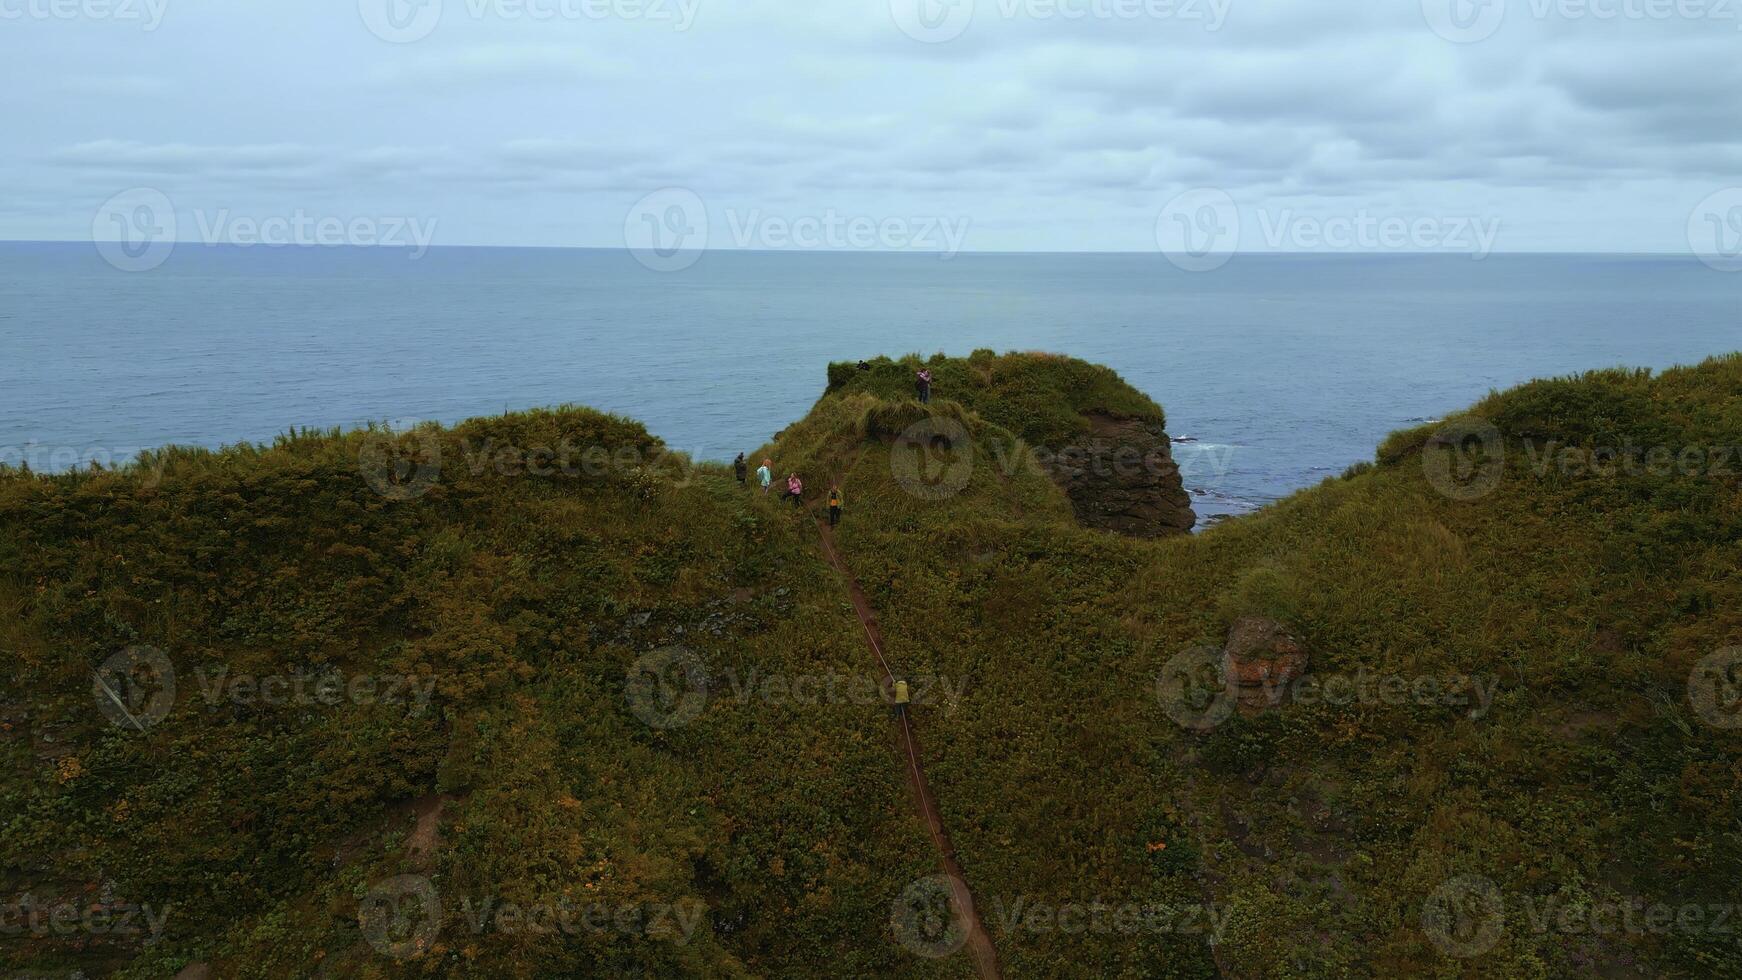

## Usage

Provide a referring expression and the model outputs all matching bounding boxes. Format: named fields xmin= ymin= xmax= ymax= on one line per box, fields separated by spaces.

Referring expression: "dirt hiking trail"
xmin=812 ymin=514 xmax=1002 ymax=980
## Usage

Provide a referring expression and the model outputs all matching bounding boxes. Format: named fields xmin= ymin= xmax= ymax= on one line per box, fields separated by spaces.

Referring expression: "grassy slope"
xmin=0 ymin=410 xmax=942 ymax=978
xmin=803 ymin=353 xmax=1742 ymax=977
xmin=2 ymin=351 xmax=1739 ymax=978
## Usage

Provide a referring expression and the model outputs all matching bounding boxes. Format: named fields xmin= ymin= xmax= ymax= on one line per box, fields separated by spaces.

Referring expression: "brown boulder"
xmin=1223 ymin=616 xmax=1308 ymax=709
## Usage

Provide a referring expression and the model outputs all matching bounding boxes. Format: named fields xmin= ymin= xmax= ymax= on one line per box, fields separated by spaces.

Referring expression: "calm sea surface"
xmin=2 ymin=244 xmax=1738 ymax=519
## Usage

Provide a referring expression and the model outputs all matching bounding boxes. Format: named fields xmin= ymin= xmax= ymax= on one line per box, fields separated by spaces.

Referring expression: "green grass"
xmin=2 ymin=352 xmax=1738 ymax=977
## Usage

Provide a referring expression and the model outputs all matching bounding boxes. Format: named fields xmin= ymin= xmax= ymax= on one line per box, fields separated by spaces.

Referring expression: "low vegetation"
xmin=2 ymin=350 xmax=1737 ymax=977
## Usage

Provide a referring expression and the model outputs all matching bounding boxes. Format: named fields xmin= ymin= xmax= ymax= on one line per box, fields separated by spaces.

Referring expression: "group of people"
xmin=734 ymin=453 xmax=844 ymax=526
xmin=719 ymin=367 xmax=941 ymax=528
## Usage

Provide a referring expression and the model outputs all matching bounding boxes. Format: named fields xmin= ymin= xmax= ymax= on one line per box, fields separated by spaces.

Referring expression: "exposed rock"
xmin=1223 ymin=616 xmax=1308 ymax=710
xmin=1042 ymin=411 xmax=1196 ymax=537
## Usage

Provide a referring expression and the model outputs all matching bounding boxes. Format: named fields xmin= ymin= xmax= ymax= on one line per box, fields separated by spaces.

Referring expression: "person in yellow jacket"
xmin=827 ymin=484 xmax=843 ymax=527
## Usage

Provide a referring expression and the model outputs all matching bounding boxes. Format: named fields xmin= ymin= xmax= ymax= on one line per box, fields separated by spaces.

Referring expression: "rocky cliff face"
xmin=1041 ymin=411 xmax=1196 ymax=537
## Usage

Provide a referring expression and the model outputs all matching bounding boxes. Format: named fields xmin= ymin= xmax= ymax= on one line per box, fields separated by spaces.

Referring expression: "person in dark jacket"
xmin=915 ymin=369 xmax=933 ymax=404
xmin=827 ymin=485 xmax=843 ymax=527
xmin=733 ymin=453 xmax=747 ymax=486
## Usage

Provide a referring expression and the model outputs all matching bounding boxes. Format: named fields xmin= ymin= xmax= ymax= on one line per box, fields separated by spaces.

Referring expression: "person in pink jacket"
xmin=786 ymin=473 xmax=804 ymax=508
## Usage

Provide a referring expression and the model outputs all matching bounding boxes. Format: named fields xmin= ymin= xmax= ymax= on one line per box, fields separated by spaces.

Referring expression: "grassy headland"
xmin=1 ymin=350 xmax=1738 ymax=978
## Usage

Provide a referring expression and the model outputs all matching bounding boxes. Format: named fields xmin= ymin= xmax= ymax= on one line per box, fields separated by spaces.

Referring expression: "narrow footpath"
xmin=811 ymin=514 xmax=1003 ymax=980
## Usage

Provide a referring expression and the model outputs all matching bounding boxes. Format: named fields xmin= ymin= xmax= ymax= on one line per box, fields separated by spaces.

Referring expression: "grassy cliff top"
xmin=823 ymin=350 xmax=1168 ymax=445
xmin=1 ymin=351 xmax=1739 ymax=978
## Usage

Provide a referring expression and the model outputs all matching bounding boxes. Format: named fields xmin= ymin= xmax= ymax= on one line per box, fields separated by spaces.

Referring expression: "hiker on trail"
xmin=733 ymin=453 xmax=747 ymax=486
xmin=828 ymin=484 xmax=843 ymax=527
xmin=915 ymin=369 xmax=933 ymax=404
xmin=757 ymin=459 xmax=772 ymax=493
xmin=787 ymin=473 xmax=804 ymax=507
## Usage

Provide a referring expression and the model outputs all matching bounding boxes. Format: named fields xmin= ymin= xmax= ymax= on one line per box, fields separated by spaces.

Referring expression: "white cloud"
xmin=3 ymin=0 xmax=1737 ymax=250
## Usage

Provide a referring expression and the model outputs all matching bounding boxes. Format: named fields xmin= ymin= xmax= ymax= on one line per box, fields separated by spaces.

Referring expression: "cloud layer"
xmin=4 ymin=0 xmax=1739 ymax=252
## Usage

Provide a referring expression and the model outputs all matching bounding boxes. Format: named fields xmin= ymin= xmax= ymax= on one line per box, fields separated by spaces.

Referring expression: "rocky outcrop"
xmin=1042 ymin=411 xmax=1196 ymax=537
xmin=1224 ymin=616 xmax=1309 ymax=711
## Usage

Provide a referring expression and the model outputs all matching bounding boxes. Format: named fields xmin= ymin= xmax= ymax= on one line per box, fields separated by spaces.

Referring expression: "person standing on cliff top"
xmin=733 ymin=453 xmax=747 ymax=486
xmin=756 ymin=459 xmax=772 ymax=493
xmin=827 ymin=484 xmax=843 ymax=527
xmin=915 ymin=369 xmax=933 ymax=404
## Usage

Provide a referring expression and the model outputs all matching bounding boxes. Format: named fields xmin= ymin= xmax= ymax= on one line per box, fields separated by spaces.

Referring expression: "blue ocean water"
xmin=2 ymin=243 xmax=1738 ymax=519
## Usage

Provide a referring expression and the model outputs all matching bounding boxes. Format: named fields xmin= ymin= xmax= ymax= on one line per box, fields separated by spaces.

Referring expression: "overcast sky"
xmin=3 ymin=0 xmax=1739 ymax=254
